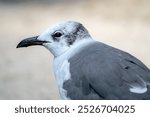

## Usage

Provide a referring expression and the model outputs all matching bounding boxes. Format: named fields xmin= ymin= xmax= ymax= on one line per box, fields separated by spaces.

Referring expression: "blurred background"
xmin=0 ymin=0 xmax=150 ymax=99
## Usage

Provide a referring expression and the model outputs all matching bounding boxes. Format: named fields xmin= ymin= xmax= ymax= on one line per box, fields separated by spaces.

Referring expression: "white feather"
xmin=130 ymin=86 xmax=147 ymax=94
xmin=54 ymin=60 xmax=71 ymax=99
xmin=129 ymin=79 xmax=148 ymax=94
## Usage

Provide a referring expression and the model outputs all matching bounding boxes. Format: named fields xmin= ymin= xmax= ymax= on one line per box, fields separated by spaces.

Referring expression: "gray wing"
xmin=66 ymin=42 xmax=150 ymax=100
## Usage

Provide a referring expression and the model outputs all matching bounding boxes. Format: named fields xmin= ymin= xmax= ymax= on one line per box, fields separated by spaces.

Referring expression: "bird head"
xmin=17 ymin=21 xmax=91 ymax=57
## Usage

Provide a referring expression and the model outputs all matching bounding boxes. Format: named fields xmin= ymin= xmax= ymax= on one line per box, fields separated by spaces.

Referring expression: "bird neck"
xmin=54 ymin=38 xmax=95 ymax=59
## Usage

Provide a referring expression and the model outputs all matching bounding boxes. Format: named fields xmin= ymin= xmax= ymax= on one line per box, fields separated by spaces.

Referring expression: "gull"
xmin=17 ymin=21 xmax=150 ymax=99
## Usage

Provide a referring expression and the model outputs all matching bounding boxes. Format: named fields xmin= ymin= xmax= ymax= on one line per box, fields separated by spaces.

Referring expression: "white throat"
xmin=53 ymin=39 xmax=95 ymax=99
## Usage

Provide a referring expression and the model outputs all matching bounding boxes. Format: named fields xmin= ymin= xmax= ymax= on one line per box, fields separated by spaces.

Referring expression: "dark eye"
xmin=53 ymin=31 xmax=63 ymax=38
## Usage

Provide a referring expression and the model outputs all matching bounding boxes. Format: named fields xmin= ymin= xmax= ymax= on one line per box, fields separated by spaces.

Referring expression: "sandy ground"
xmin=0 ymin=0 xmax=150 ymax=99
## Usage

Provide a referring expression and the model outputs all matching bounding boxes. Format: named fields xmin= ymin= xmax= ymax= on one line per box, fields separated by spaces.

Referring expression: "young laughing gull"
xmin=17 ymin=21 xmax=150 ymax=100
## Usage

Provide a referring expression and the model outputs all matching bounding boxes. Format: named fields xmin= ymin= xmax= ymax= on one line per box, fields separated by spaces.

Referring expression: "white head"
xmin=17 ymin=21 xmax=92 ymax=57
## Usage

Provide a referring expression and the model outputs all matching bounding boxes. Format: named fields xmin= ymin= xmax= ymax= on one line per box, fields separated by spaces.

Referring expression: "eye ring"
xmin=53 ymin=31 xmax=63 ymax=38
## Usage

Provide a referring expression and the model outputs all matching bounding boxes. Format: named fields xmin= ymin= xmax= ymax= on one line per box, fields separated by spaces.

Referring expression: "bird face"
xmin=17 ymin=21 xmax=91 ymax=57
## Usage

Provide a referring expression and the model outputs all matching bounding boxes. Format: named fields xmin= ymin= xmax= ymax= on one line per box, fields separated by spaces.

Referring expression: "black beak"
xmin=16 ymin=36 xmax=48 ymax=48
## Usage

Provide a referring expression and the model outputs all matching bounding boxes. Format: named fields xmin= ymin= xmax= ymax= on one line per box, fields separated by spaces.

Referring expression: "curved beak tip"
xmin=16 ymin=43 xmax=22 ymax=48
xmin=16 ymin=36 xmax=48 ymax=48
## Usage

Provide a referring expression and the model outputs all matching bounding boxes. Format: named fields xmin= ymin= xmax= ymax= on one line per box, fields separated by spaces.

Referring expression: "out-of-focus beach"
xmin=0 ymin=0 xmax=150 ymax=99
